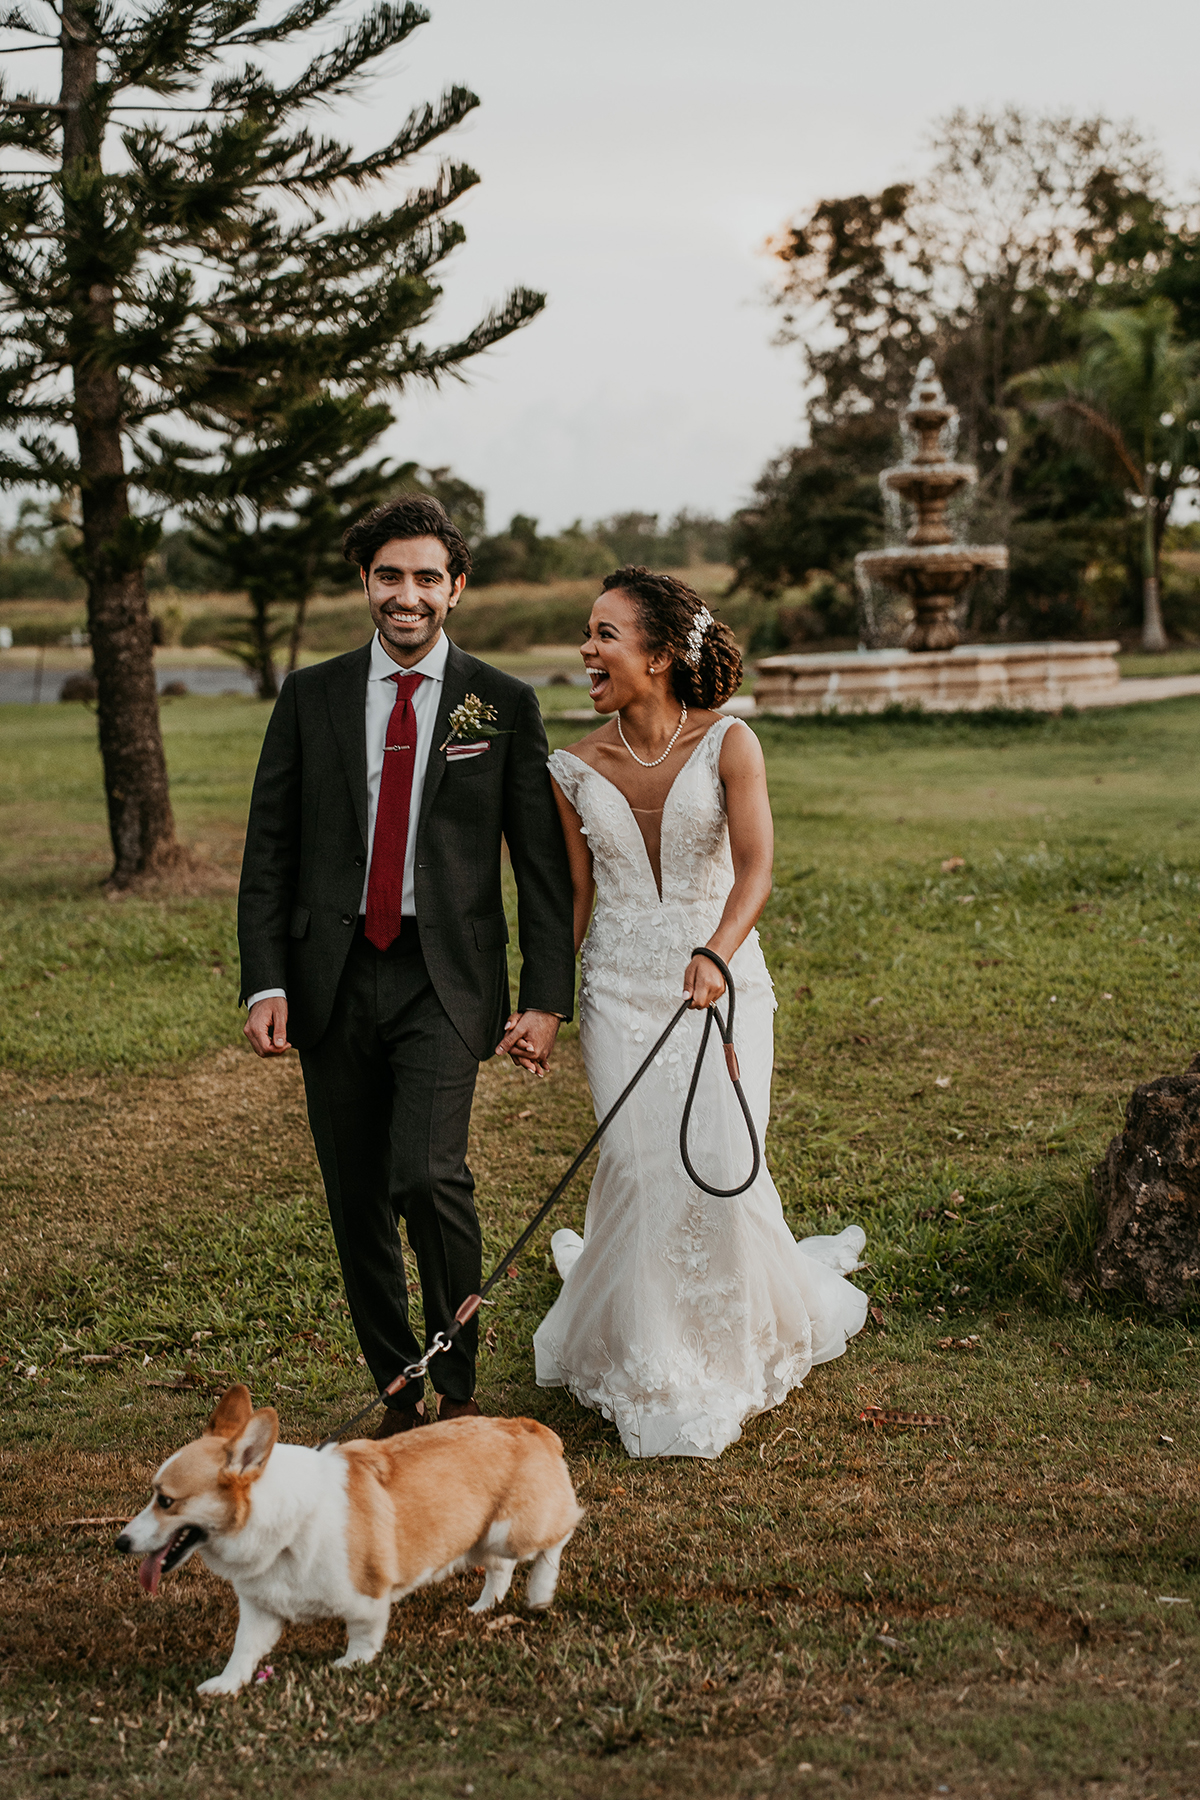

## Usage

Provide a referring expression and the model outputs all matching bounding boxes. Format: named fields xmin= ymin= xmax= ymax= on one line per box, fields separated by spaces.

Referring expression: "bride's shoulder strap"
xmin=709 ymin=713 xmax=745 ymax=757
xmin=547 ymin=747 xmax=588 ymax=808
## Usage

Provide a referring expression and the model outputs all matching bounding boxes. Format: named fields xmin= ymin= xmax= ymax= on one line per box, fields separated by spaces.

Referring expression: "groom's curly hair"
xmin=343 ymin=494 xmax=472 ymax=582
xmin=601 ymin=567 xmax=743 ymax=710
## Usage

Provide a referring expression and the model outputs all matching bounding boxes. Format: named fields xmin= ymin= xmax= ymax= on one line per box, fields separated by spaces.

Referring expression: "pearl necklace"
xmin=617 ymin=705 xmax=687 ymax=768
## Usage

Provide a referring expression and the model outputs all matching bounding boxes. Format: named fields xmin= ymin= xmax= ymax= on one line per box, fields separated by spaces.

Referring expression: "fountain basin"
xmin=880 ymin=463 xmax=977 ymax=498
xmin=753 ymin=641 xmax=1121 ymax=715
xmin=857 ymin=544 xmax=1009 ymax=586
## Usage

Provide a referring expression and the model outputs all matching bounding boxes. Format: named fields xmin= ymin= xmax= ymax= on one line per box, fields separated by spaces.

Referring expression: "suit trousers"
xmin=298 ymin=919 xmax=481 ymax=1409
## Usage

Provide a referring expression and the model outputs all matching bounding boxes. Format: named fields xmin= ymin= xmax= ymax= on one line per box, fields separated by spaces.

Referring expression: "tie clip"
xmin=383 ymin=744 xmax=412 ymax=752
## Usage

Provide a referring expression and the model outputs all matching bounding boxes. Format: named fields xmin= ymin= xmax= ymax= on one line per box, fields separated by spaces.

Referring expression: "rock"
xmin=1091 ymin=1057 xmax=1200 ymax=1310
xmin=59 ymin=672 xmax=98 ymax=702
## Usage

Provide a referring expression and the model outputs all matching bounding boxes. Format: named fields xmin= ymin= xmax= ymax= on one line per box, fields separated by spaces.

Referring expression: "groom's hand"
xmin=245 ymin=996 xmax=292 ymax=1057
xmin=495 ymin=1009 xmax=560 ymax=1076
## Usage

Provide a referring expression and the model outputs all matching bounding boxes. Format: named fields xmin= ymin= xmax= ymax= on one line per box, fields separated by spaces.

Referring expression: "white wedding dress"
xmin=533 ymin=718 xmax=868 ymax=1459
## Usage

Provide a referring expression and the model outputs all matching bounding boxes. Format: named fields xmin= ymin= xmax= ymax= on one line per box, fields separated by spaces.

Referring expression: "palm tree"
xmin=1014 ymin=298 xmax=1200 ymax=651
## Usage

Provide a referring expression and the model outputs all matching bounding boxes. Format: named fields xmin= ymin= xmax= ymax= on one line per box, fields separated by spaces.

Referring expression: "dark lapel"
xmin=323 ymin=642 xmax=372 ymax=846
xmin=417 ymin=638 xmax=476 ymax=838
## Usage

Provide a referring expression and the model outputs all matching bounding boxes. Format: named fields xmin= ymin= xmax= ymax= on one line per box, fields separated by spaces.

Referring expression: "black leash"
xmin=317 ymin=946 xmax=760 ymax=1448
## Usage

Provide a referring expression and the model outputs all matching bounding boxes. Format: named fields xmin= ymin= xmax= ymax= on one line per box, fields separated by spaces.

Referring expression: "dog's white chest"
xmin=201 ymin=1447 xmax=361 ymax=1624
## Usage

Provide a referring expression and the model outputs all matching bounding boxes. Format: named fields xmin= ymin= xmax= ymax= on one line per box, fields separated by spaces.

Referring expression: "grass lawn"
xmin=1 ymin=692 xmax=1199 ymax=1799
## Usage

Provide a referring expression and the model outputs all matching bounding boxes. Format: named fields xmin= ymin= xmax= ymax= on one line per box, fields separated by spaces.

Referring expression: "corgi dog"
xmin=116 ymin=1384 xmax=582 ymax=1696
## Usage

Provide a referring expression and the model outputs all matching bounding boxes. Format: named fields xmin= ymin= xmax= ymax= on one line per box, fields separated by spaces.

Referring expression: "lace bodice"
xmin=548 ymin=717 xmax=772 ymax=1021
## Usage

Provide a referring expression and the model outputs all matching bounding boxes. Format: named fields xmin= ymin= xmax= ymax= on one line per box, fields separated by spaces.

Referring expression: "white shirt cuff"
xmin=246 ymin=988 xmax=287 ymax=1010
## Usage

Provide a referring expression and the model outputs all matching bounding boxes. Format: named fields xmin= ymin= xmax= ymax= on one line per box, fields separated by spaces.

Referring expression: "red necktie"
xmin=365 ymin=671 xmax=424 ymax=951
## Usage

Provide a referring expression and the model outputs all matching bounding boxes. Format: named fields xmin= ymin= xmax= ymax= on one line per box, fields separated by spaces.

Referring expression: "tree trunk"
xmin=246 ymin=589 xmax=280 ymax=699
xmin=62 ymin=6 xmax=181 ymax=886
xmin=1140 ymin=491 xmax=1168 ymax=653
xmin=1141 ymin=576 xmax=1168 ymax=652
xmin=286 ymin=593 xmax=308 ymax=675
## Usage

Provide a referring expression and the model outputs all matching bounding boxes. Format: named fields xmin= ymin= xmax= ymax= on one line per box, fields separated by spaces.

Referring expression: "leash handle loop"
xmin=677 ymin=947 xmax=761 ymax=1199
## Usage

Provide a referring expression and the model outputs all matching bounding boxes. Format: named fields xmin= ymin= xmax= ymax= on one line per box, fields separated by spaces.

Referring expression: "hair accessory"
xmin=682 ymin=604 xmax=714 ymax=667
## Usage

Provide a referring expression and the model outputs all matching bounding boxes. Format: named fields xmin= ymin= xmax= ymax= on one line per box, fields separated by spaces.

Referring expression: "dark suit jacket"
xmin=237 ymin=638 xmax=576 ymax=1059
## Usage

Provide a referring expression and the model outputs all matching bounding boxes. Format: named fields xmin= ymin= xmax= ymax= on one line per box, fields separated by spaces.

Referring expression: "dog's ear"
xmin=226 ymin=1407 xmax=279 ymax=1478
xmin=206 ymin=1384 xmax=253 ymax=1441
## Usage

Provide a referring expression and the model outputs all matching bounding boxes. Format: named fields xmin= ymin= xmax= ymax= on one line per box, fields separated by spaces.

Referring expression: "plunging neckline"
xmin=557 ymin=719 xmax=727 ymax=902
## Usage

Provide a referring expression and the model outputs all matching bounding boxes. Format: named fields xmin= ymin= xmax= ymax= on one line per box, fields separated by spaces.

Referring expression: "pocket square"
xmin=445 ymin=740 xmax=491 ymax=761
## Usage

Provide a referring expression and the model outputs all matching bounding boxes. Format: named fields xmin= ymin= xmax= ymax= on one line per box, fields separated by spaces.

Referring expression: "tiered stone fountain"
xmin=753 ymin=358 xmax=1120 ymax=715
xmin=856 ymin=359 xmax=1006 ymax=651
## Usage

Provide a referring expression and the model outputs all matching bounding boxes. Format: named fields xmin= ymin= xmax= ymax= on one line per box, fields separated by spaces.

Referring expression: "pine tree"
xmin=185 ymin=390 xmax=397 ymax=699
xmin=0 ymin=0 xmax=543 ymax=886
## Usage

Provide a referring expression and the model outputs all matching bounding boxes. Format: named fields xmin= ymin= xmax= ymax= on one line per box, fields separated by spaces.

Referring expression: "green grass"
xmin=1118 ymin=647 xmax=1200 ymax=677
xmin=2 ymin=694 xmax=1199 ymax=1798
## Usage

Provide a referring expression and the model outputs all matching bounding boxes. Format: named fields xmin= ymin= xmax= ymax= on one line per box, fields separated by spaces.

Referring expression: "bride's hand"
xmin=682 ymin=953 xmax=726 ymax=1011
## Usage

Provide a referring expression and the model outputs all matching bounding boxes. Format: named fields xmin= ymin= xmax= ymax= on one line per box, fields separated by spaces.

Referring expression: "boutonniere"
xmin=440 ymin=693 xmax=504 ymax=753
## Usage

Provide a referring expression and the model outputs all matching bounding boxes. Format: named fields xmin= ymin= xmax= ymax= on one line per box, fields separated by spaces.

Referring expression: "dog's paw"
xmin=467 ymin=1594 xmax=495 ymax=1615
xmin=196 ymin=1674 xmax=246 ymax=1698
xmin=331 ymin=1650 xmax=377 ymax=1670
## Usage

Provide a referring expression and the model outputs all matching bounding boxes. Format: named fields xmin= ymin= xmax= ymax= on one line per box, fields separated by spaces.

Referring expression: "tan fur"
xmin=207 ymin=1384 xmax=254 ymax=1439
xmin=152 ymin=1392 xmax=280 ymax=1533
xmin=342 ymin=1416 xmax=581 ymax=1599
xmin=156 ymin=1437 xmax=239 ymax=1525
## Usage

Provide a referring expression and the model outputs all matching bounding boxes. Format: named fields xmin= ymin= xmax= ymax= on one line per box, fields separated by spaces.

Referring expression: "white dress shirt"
xmin=246 ymin=628 xmax=449 ymax=1009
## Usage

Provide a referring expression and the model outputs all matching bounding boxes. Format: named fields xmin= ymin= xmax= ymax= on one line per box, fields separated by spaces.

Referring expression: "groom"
xmin=237 ymin=495 xmax=575 ymax=1433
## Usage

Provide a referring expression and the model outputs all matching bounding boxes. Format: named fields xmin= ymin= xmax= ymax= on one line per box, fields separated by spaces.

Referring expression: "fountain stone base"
xmin=753 ymin=641 xmax=1121 ymax=716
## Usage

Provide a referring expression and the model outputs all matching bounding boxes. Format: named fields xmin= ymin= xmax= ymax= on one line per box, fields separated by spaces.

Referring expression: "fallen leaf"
xmin=867 ymin=995 xmax=883 ymax=1007
xmin=941 ymin=857 xmax=966 ymax=872
xmin=794 ymin=984 xmax=813 ymax=1000
xmin=485 ymin=1613 xmax=519 ymax=1631
xmin=935 ymin=1075 xmax=951 ymax=1089
xmin=868 ymin=1305 xmax=886 ymax=1331
xmin=956 ymin=894 xmax=976 ymax=905
xmin=859 ymin=1405 xmax=948 ymax=1431
xmin=517 ymin=1109 xmax=533 ymax=1120
xmin=852 ymin=1033 xmax=872 ymax=1046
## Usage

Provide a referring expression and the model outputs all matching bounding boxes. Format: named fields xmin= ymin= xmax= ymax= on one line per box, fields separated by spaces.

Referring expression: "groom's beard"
xmin=376 ymin=605 xmax=442 ymax=657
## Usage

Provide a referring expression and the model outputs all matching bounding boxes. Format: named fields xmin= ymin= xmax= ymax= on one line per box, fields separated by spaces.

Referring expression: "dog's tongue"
xmin=138 ymin=1541 xmax=171 ymax=1596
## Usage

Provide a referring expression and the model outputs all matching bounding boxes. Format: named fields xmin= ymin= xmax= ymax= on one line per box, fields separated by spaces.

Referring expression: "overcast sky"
xmin=353 ymin=0 xmax=1199 ymax=534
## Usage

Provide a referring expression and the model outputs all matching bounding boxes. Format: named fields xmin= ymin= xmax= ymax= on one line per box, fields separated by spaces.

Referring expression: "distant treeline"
xmin=0 ymin=486 xmax=730 ymax=605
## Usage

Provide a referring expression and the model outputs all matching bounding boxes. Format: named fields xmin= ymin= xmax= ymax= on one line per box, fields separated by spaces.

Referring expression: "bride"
xmin=533 ymin=567 xmax=868 ymax=1459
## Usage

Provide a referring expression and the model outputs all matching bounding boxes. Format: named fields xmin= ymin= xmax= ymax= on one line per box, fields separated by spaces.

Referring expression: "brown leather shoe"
xmin=436 ymin=1395 xmax=481 ymax=1423
xmin=371 ymin=1401 xmax=427 ymax=1439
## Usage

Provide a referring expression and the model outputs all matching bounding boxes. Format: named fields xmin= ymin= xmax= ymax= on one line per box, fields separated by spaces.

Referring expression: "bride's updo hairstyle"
xmin=600 ymin=566 xmax=742 ymax=710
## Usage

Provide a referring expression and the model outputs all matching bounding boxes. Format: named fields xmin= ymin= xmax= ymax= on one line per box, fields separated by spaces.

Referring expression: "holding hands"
xmin=495 ymin=1008 xmax=561 ymax=1076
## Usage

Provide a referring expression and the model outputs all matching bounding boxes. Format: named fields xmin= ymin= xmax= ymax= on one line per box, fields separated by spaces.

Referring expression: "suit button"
xmin=354 ymin=855 xmax=365 ymax=868
xmin=341 ymin=913 xmax=354 ymax=925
